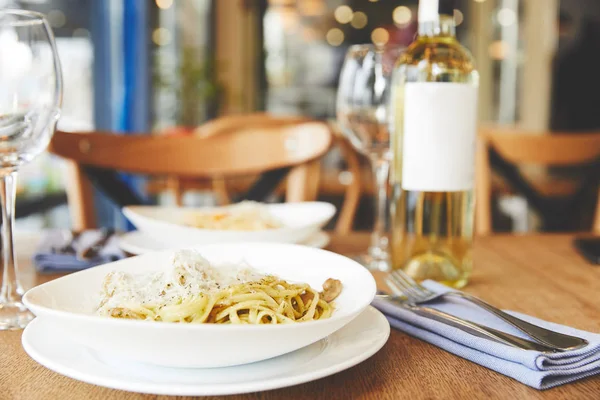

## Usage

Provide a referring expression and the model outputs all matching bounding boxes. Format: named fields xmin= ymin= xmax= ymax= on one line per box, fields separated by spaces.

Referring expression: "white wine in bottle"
xmin=390 ymin=0 xmax=479 ymax=288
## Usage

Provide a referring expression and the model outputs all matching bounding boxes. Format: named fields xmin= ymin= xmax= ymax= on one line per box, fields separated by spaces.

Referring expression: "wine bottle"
xmin=390 ymin=0 xmax=479 ymax=288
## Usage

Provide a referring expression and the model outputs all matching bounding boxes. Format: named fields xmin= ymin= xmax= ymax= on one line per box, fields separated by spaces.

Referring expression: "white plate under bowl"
xmin=122 ymin=202 xmax=336 ymax=245
xmin=23 ymin=243 xmax=376 ymax=368
xmin=118 ymin=230 xmax=331 ymax=255
xmin=22 ymin=307 xmax=390 ymax=396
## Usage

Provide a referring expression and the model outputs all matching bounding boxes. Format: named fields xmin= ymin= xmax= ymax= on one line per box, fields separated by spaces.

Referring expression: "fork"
xmin=52 ymin=231 xmax=82 ymax=255
xmin=386 ymin=269 xmax=589 ymax=351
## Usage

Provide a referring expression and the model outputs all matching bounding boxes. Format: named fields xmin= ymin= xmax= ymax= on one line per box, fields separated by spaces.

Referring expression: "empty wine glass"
xmin=336 ymin=44 xmax=403 ymax=271
xmin=0 ymin=10 xmax=62 ymax=330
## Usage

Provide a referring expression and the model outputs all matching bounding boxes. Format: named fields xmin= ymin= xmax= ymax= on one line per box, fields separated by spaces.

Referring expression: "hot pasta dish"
xmin=97 ymin=249 xmax=342 ymax=324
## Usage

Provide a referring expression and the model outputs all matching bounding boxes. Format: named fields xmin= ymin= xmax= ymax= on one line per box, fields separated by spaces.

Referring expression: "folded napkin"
xmin=33 ymin=230 xmax=125 ymax=273
xmin=372 ymin=281 xmax=600 ymax=390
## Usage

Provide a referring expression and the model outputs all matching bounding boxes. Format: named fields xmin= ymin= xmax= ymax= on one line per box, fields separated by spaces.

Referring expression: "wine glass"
xmin=336 ymin=44 xmax=403 ymax=271
xmin=0 ymin=10 xmax=62 ymax=330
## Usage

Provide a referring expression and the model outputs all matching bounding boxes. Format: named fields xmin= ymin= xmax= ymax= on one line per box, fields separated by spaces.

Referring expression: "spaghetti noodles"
xmin=97 ymin=249 xmax=341 ymax=324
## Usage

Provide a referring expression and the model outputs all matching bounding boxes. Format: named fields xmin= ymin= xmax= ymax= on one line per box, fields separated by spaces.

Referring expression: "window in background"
xmin=262 ymin=0 xmax=471 ymax=119
xmin=150 ymin=0 xmax=219 ymax=208
xmin=152 ymin=0 xmax=215 ymax=134
xmin=264 ymin=0 xmax=341 ymax=117
xmin=485 ymin=0 xmax=522 ymax=124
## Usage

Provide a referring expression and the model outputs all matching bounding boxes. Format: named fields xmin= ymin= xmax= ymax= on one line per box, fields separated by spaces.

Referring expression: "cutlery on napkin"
xmin=33 ymin=229 xmax=124 ymax=273
xmin=372 ymin=281 xmax=600 ymax=390
xmin=377 ymin=296 xmax=559 ymax=353
xmin=77 ymin=228 xmax=116 ymax=260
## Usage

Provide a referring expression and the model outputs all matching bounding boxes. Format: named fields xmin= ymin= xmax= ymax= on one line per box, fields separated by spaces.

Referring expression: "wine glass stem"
xmin=0 ymin=171 xmax=23 ymax=303
xmin=369 ymin=157 xmax=389 ymax=256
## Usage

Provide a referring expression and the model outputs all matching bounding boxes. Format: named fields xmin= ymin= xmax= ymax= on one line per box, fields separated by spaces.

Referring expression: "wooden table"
xmin=1 ymin=233 xmax=599 ymax=399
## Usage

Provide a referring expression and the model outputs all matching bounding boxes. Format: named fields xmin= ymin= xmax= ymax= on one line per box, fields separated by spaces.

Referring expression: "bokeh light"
xmin=152 ymin=28 xmax=172 ymax=46
xmin=326 ymin=28 xmax=345 ymax=46
xmin=351 ymin=12 xmax=368 ymax=29
xmin=371 ymin=28 xmax=389 ymax=45
xmin=156 ymin=0 xmax=173 ymax=10
xmin=334 ymin=5 xmax=353 ymax=24
xmin=393 ymin=6 xmax=412 ymax=26
xmin=488 ymin=40 xmax=510 ymax=60
xmin=497 ymin=8 xmax=517 ymax=26
xmin=47 ymin=10 xmax=66 ymax=28
xmin=454 ymin=9 xmax=464 ymax=26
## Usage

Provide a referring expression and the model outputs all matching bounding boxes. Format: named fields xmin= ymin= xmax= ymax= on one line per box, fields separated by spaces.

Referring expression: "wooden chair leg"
xmin=286 ymin=160 xmax=321 ymax=202
xmin=334 ymin=137 xmax=361 ymax=235
xmin=212 ymin=177 xmax=231 ymax=205
xmin=65 ymin=161 xmax=97 ymax=230
xmin=593 ymin=187 xmax=600 ymax=235
xmin=475 ymin=136 xmax=492 ymax=235
xmin=168 ymin=176 xmax=184 ymax=206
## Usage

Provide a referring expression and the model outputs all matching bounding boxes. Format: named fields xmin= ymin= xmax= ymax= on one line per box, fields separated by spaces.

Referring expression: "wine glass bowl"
xmin=0 ymin=9 xmax=62 ymax=330
xmin=337 ymin=45 xmax=403 ymax=160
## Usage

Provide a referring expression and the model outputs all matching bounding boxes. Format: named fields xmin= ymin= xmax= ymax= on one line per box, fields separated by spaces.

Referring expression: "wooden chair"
xmin=185 ymin=113 xmax=362 ymax=235
xmin=475 ymin=129 xmax=600 ymax=234
xmin=189 ymin=113 xmax=320 ymax=205
xmin=49 ymin=121 xmax=332 ymax=230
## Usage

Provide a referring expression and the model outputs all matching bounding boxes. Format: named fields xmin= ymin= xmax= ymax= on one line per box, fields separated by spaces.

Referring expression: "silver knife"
xmin=377 ymin=295 xmax=561 ymax=353
xmin=77 ymin=229 xmax=115 ymax=260
xmin=52 ymin=230 xmax=82 ymax=255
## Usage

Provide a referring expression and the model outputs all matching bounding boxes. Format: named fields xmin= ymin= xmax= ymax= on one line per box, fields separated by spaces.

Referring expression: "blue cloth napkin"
xmin=372 ymin=281 xmax=600 ymax=390
xmin=33 ymin=230 xmax=125 ymax=273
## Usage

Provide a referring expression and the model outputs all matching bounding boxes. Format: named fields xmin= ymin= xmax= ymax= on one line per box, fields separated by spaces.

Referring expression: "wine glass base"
xmin=0 ymin=301 xmax=34 ymax=330
xmin=351 ymin=253 xmax=390 ymax=272
xmin=404 ymin=252 xmax=470 ymax=289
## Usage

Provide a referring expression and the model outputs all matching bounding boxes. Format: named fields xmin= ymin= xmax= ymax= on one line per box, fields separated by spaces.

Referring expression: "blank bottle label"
xmin=402 ymin=82 xmax=478 ymax=191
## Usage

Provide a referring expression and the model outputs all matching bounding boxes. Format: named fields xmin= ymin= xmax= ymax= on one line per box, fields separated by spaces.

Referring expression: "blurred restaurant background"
xmin=2 ymin=0 xmax=599 ymax=233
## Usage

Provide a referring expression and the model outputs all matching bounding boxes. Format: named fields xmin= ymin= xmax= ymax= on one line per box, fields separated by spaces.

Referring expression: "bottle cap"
xmin=418 ymin=0 xmax=439 ymax=23
xmin=418 ymin=0 xmax=455 ymax=22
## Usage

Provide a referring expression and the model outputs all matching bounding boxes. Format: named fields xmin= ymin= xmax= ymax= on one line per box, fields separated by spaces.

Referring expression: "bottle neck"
xmin=418 ymin=15 xmax=456 ymax=38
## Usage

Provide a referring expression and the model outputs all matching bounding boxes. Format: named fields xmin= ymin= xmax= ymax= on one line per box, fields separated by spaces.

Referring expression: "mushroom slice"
xmin=321 ymin=278 xmax=342 ymax=302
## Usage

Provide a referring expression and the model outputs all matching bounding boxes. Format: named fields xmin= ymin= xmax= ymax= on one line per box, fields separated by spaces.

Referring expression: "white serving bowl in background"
xmin=23 ymin=243 xmax=376 ymax=368
xmin=122 ymin=202 xmax=336 ymax=245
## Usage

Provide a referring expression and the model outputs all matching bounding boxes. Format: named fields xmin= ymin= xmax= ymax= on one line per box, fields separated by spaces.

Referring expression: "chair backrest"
xmin=191 ymin=113 xmax=323 ymax=206
xmin=50 ymin=121 xmax=332 ymax=229
xmin=475 ymin=129 xmax=600 ymax=234
xmin=186 ymin=112 xmax=362 ymax=235
xmin=193 ymin=113 xmax=311 ymax=139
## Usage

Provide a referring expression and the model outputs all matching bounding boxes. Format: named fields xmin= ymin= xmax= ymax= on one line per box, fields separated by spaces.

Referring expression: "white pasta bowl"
xmin=122 ymin=202 xmax=336 ymax=245
xmin=23 ymin=243 xmax=376 ymax=368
